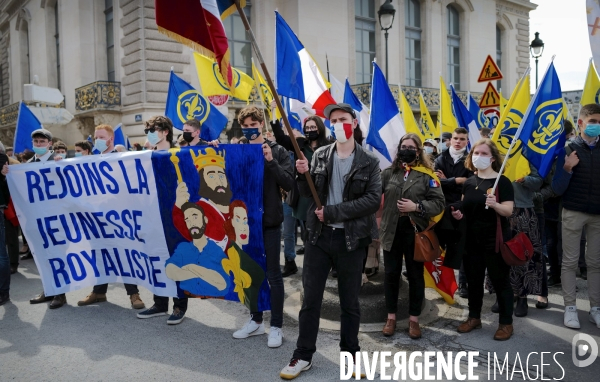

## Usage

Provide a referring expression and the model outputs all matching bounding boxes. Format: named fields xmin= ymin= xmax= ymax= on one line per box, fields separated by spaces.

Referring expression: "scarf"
xmin=449 ymin=147 xmax=466 ymax=164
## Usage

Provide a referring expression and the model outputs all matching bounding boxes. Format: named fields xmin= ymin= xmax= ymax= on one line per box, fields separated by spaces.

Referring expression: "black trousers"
xmin=545 ymin=220 xmax=562 ymax=281
xmin=153 ymin=295 xmax=188 ymax=312
xmin=93 ymin=283 xmax=139 ymax=295
xmin=5 ymin=217 xmax=19 ymax=267
xmin=293 ymin=226 xmax=365 ymax=362
xmin=464 ymin=232 xmax=513 ymax=325
xmin=383 ymin=218 xmax=424 ymax=316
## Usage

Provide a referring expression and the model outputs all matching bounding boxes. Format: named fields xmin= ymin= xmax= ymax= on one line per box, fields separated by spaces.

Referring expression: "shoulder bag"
xmin=412 ymin=219 xmax=442 ymax=262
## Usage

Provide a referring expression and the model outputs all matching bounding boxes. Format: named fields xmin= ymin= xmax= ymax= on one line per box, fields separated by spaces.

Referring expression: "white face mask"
xmin=424 ymin=146 xmax=434 ymax=154
xmin=472 ymin=155 xmax=492 ymax=170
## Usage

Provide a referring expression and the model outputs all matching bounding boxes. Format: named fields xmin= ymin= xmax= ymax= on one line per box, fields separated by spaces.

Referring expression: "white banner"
xmin=588 ymin=0 xmax=600 ymax=70
xmin=7 ymin=151 xmax=177 ymax=297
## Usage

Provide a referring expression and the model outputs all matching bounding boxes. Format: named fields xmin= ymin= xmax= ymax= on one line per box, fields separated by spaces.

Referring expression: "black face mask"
xmin=398 ymin=149 xmax=417 ymax=164
xmin=183 ymin=132 xmax=195 ymax=143
xmin=306 ymin=131 xmax=319 ymax=141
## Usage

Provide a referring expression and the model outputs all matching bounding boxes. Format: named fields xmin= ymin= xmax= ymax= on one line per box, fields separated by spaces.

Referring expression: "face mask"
xmin=398 ymin=149 xmax=417 ymax=164
xmin=472 ymin=155 xmax=492 ymax=170
xmin=147 ymin=131 xmax=162 ymax=147
xmin=33 ymin=146 xmax=48 ymax=156
xmin=74 ymin=152 xmax=83 ymax=157
xmin=183 ymin=132 xmax=195 ymax=143
xmin=242 ymin=128 xmax=259 ymax=141
xmin=584 ymin=123 xmax=600 ymax=138
xmin=94 ymin=139 xmax=108 ymax=153
xmin=438 ymin=142 xmax=449 ymax=152
xmin=333 ymin=122 xmax=353 ymax=143
xmin=424 ymin=146 xmax=434 ymax=155
xmin=306 ymin=131 xmax=319 ymax=141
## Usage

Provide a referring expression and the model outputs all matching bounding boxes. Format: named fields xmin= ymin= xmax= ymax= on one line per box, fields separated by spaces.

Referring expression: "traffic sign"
xmin=479 ymin=82 xmax=500 ymax=108
xmin=477 ymin=55 xmax=503 ymax=82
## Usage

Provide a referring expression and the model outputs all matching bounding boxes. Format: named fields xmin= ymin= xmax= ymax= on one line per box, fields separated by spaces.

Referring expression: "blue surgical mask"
xmin=94 ymin=139 xmax=108 ymax=153
xmin=242 ymin=128 xmax=260 ymax=142
xmin=147 ymin=131 xmax=161 ymax=146
xmin=584 ymin=123 xmax=600 ymax=138
xmin=32 ymin=146 xmax=48 ymax=156
xmin=74 ymin=152 xmax=83 ymax=157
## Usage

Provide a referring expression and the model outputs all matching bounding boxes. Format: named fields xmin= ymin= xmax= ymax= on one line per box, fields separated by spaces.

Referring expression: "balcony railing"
xmin=75 ymin=81 xmax=121 ymax=112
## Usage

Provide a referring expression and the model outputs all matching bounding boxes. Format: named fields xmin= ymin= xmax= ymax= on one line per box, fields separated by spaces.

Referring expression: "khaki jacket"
xmin=380 ymin=166 xmax=445 ymax=252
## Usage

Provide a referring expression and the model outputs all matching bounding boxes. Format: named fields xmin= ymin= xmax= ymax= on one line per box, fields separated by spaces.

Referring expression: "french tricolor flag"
xmin=451 ymin=85 xmax=482 ymax=151
xmin=275 ymin=12 xmax=336 ymax=114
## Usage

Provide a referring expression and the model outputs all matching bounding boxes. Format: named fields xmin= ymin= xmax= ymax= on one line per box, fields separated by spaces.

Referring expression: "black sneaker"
xmin=580 ymin=268 xmax=587 ymax=280
xmin=167 ymin=307 xmax=185 ymax=325
xmin=282 ymin=260 xmax=298 ymax=277
xmin=458 ymin=284 xmax=469 ymax=298
xmin=547 ymin=277 xmax=561 ymax=287
xmin=296 ymin=246 xmax=305 ymax=255
xmin=0 ymin=294 xmax=9 ymax=306
xmin=137 ymin=305 xmax=167 ymax=319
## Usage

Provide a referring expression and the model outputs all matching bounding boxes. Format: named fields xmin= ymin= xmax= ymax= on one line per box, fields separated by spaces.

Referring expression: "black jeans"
xmin=293 ymin=226 xmax=365 ymax=362
xmin=153 ymin=295 xmax=188 ymax=313
xmin=5 ymin=217 xmax=19 ymax=267
xmin=251 ymin=226 xmax=284 ymax=328
xmin=93 ymin=283 xmax=139 ymax=295
xmin=0 ymin=213 xmax=9 ymax=295
xmin=464 ymin=233 xmax=513 ymax=325
xmin=545 ymin=220 xmax=562 ymax=281
xmin=536 ymin=212 xmax=548 ymax=298
xmin=383 ymin=218 xmax=424 ymax=316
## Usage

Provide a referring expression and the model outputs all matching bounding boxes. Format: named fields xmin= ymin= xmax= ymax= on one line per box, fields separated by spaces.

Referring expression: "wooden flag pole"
xmin=233 ymin=1 xmax=322 ymax=209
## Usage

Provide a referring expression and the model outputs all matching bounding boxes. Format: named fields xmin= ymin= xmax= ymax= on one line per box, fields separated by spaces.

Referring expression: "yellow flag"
xmin=439 ymin=77 xmax=458 ymax=134
xmin=400 ymin=88 xmax=423 ymax=140
xmin=499 ymin=91 xmax=509 ymax=117
xmin=581 ymin=59 xmax=600 ymax=106
xmin=492 ymin=75 xmax=531 ymax=181
xmin=193 ymin=52 xmax=254 ymax=100
xmin=252 ymin=63 xmax=281 ymax=120
xmin=419 ymin=90 xmax=437 ymax=139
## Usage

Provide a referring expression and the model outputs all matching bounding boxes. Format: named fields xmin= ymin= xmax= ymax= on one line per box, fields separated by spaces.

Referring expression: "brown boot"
xmin=382 ymin=319 xmax=396 ymax=336
xmin=49 ymin=294 xmax=67 ymax=309
xmin=408 ymin=321 xmax=421 ymax=339
xmin=77 ymin=292 xmax=107 ymax=306
xmin=493 ymin=324 xmax=513 ymax=341
xmin=457 ymin=317 xmax=482 ymax=333
xmin=130 ymin=293 xmax=145 ymax=309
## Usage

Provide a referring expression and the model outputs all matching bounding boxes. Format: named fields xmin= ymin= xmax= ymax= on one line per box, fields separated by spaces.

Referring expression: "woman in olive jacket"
xmin=380 ymin=134 xmax=445 ymax=339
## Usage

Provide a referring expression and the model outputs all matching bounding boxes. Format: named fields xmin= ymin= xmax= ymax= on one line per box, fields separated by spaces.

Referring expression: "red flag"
xmin=424 ymin=251 xmax=458 ymax=304
xmin=155 ymin=0 xmax=241 ymax=87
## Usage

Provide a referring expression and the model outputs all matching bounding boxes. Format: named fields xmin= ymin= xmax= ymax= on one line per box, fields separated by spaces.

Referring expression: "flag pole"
xmin=326 ymin=53 xmax=331 ymax=94
xmin=233 ymin=1 xmax=322 ymax=208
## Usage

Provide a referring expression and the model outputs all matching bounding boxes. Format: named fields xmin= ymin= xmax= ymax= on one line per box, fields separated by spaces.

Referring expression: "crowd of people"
xmin=0 ymin=102 xmax=598 ymax=380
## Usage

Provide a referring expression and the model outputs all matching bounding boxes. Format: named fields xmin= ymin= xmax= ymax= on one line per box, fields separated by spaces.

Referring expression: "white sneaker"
xmin=589 ymin=307 xmax=600 ymax=328
xmin=564 ymin=306 xmax=581 ymax=329
xmin=268 ymin=327 xmax=283 ymax=348
xmin=361 ymin=273 xmax=368 ymax=286
xmin=280 ymin=358 xmax=312 ymax=380
xmin=233 ymin=320 xmax=265 ymax=339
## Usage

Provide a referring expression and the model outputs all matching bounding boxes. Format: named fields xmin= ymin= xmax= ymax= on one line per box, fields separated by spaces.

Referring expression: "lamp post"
xmin=529 ymin=32 xmax=545 ymax=88
xmin=378 ymin=0 xmax=396 ymax=80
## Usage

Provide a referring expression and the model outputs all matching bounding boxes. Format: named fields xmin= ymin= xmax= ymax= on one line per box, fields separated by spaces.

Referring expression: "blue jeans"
xmin=293 ymin=226 xmax=365 ymax=361
xmin=0 ymin=211 xmax=9 ymax=295
xmin=282 ymin=201 xmax=296 ymax=262
xmin=251 ymin=226 xmax=284 ymax=328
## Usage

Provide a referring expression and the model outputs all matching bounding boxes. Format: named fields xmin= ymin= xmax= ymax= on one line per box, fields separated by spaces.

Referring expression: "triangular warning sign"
xmin=477 ymin=55 xmax=503 ymax=82
xmin=479 ymin=82 xmax=500 ymax=108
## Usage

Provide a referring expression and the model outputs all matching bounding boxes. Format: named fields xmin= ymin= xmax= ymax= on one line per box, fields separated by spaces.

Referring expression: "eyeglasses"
xmin=144 ymin=127 xmax=159 ymax=134
xmin=304 ymin=125 xmax=318 ymax=131
xmin=400 ymin=145 xmax=418 ymax=151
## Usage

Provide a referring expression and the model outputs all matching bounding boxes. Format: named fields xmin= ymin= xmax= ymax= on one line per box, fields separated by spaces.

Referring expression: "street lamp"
xmin=529 ymin=32 xmax=545 ymax=88
xmin=378 ymin=0 xmax=396 ymax=80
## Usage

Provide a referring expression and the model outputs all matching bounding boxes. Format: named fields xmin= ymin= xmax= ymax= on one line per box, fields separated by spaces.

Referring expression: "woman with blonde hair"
xmin=451 ymin=139 xmax=515 ymax=341
xmin=380 ymin=133 xmax=445 ymax=339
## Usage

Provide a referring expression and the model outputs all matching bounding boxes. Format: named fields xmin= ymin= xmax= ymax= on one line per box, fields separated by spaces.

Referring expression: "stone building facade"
xmin=0 ymin=0 xmax=538 ymax=148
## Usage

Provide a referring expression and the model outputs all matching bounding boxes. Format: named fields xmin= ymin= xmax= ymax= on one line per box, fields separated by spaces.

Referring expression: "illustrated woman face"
xmin=231 ymin=206 xmax=249 ymax=245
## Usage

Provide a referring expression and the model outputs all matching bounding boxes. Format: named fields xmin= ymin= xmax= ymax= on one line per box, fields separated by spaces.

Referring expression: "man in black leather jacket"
xmin=280 ymin=103 xmax=381 ymax=379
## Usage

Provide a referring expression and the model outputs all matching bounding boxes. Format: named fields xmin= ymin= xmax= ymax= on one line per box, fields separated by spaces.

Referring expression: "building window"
xmin=19 ymin=20 xmax=30 ymax=86
xmin=355 ymin=0 xmax=375 ymax=84
xmin=224 ymin=5 xmax=251 ymax=76
xmin=105 ymin=0 xmax=115 ymax=82
xmin=447 ymin=5 xmax=460 ymax=89
xmin=55 ymin=3 xmax=60 ymax=90
xmin=405 ymin=0 xmax=421 ymax=87
xmin=496 ymin=25 xmax=502 ymax=91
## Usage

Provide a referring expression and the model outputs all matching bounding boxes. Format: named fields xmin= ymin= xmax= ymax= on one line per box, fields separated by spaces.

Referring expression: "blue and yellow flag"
xmin=518 ymin=62 xmax=565 ymax=178
xmin=491 ymin=75 xmax=531 ymax=181
xmin=252 ymin=63 xmax=281 ymax=120
xmin=165 ymin=71 xmax=228 ymax=141
xmin=438 ymin=77 xmax=458 ymax=134
xmin=400 ymin=86 xmax=424 ymax=140
xmin=193 ymin=52 xmax=254 ymax=101
xmin=581 ymin=58 xmax=600 ymax=106
xmin=419 ymin=90 xmax=437 ymax=139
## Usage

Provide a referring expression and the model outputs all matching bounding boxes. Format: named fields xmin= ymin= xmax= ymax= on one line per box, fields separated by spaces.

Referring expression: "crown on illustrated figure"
xmin=191 ymin=147 xmax=225 ymax=171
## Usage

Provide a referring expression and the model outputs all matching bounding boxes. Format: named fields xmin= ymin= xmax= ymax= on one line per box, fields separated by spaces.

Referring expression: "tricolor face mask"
xmin=333 ymin=122 xmax=354 ymax=143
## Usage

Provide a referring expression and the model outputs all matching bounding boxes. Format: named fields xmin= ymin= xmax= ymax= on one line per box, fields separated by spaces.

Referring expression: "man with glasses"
xmin=280 ymin=103 xmax=381 ymax=379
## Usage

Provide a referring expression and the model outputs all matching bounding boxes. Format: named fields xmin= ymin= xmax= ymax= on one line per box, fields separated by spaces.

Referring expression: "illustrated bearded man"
xmin=173 ymin=148 xmax=232 ymax=248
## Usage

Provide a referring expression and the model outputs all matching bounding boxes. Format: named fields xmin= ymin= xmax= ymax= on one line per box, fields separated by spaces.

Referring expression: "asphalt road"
xmin=1 ymin=246 xmax=599 ymax=381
